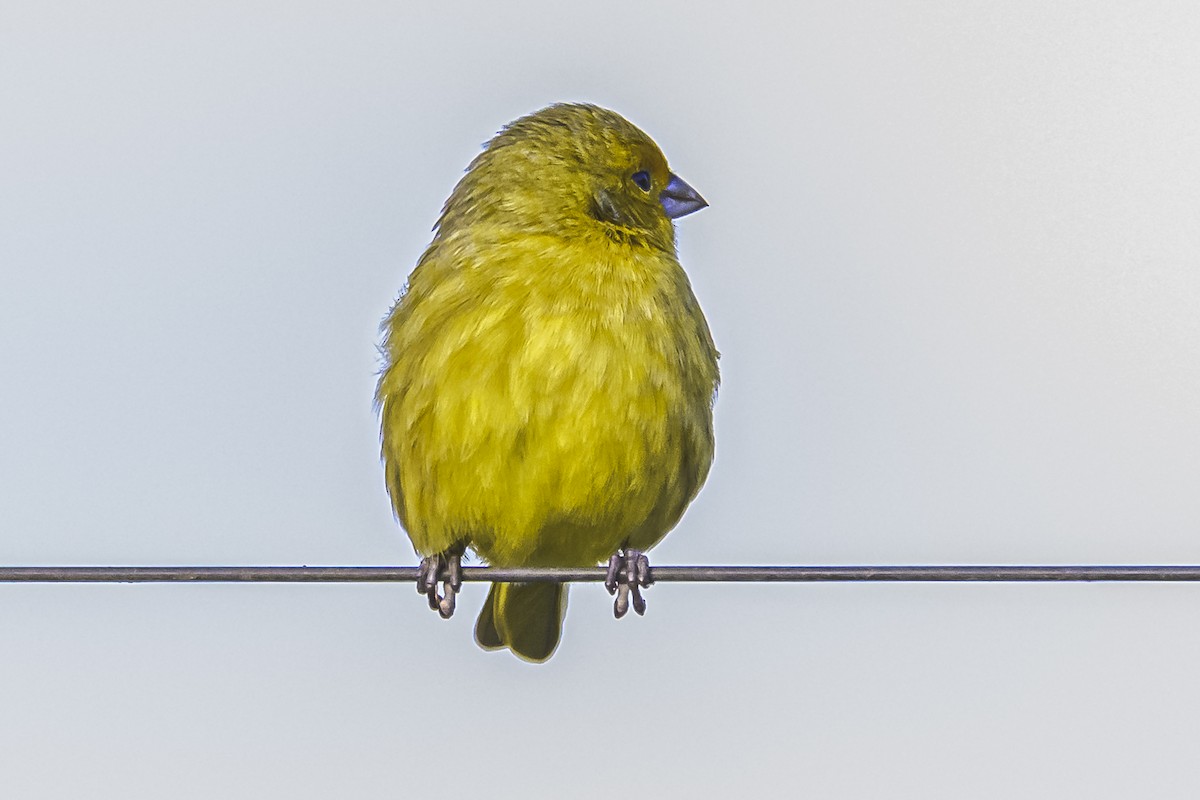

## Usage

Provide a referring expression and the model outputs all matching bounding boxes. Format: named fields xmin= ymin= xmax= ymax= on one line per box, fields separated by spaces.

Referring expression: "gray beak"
xmin=659 ymin=173 xmax=708 ymax=219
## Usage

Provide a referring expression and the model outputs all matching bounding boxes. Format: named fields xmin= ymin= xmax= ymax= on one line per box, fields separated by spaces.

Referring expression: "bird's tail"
xmin=475 ymin=582 xmax=568 ymax=663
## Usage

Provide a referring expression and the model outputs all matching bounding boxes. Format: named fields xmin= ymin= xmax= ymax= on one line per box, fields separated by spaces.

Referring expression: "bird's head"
xmin=437 ymin=103 xmax=706 ymax=253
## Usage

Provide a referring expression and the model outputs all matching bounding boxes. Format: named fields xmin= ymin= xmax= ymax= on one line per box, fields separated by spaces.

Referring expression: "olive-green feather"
xmin=475 ymin=582 xmax=568 ymax=663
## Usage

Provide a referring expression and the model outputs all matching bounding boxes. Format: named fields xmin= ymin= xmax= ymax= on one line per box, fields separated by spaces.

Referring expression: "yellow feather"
xmin=377 ymin=104 xmax=718 ymax=661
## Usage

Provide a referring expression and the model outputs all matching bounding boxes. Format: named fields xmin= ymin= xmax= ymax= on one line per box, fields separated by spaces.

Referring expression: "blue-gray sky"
xmin=2 ymin=2 xmax=1199 ymax=797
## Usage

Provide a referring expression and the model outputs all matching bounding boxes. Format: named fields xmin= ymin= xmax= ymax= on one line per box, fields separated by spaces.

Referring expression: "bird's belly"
xmin=426 ymin=318 xmax=698 ymax=566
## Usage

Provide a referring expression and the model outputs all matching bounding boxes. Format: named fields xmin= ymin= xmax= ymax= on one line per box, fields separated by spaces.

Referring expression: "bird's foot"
xmin=416 ymin=551 xmax=462 ymax=619
xmin=605 ymin=549 xmax=652 ymax=618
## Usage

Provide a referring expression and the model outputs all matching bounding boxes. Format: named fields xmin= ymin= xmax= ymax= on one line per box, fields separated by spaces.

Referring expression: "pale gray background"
xmin=2 ymin=1 xmax=1199 ymax=797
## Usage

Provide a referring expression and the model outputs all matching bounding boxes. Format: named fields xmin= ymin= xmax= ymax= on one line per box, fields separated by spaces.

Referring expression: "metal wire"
xmin=2 ymin=565 xmax=1200 ymax=583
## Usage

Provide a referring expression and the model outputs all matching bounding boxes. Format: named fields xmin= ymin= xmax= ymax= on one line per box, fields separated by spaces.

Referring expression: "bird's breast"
xmin=385 ymin=233 xmax=717 ymax=564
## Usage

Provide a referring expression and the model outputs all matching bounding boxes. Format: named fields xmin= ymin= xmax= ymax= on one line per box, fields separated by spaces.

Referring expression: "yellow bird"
xmin=376 ymin=103 xmax=718 ymax=662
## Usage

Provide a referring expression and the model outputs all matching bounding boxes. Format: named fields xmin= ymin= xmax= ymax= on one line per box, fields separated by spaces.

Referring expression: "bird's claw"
xmin=417 ymin=552 xmax=462 ymax=619
xmin=605 ymin=549 xmax=651 ymax=619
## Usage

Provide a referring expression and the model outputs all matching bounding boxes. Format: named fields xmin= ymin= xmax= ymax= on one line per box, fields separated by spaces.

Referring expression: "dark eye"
xmin=631 ymin=170 xmax=652 ymax=192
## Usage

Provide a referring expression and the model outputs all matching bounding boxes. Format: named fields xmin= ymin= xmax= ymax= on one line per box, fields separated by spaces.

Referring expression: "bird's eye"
xmin=631 ymin=170 xmax=652 ymax=192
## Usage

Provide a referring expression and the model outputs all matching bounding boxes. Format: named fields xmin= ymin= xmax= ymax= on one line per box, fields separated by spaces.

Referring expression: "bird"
xmin=376 ymin=103 xmax=719 ymax=662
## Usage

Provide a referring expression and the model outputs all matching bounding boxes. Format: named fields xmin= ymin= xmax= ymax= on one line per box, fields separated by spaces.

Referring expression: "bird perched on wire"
xmin=376 ymin=103 xmax=718 ymax=662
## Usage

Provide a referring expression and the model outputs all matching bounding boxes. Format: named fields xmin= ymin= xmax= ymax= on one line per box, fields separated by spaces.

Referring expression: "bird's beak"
xmin=659 ymin=173 xmax=708 ymax=219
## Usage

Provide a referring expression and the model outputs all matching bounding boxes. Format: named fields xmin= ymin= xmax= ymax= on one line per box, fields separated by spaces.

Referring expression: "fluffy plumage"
xmin=376 ymin=103 xmax=718 ymax=661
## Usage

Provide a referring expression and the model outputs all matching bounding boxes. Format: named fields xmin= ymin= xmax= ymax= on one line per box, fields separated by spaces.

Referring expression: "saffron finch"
xmin=377 ymin=103 xmax=718 ymax=662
